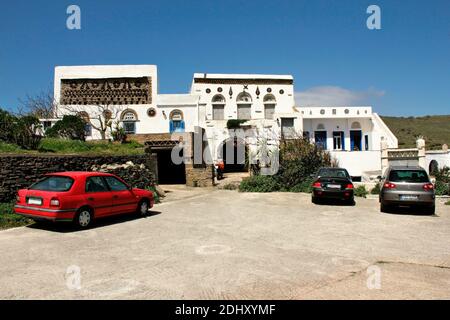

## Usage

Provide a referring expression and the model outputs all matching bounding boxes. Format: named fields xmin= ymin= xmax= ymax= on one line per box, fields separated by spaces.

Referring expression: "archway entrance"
xmin=220 ymin=138 xmax=248 ymax=173
xmin=429 ymin=160 xmax=439 ymax=176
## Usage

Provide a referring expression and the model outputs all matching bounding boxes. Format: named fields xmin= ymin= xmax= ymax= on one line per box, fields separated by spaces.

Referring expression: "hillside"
xmin=381 ymin=115 xmax=450 ymax=150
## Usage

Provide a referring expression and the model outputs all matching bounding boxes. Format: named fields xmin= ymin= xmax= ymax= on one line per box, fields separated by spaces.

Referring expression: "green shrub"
xmin=45 ymin=115 xmax=86 ymax=141
xmin=239 ymin=175 xmax=280 ymax=192
xmin=354 ymin=185 xmax=369 ymax=198
xmin=435 ymin=180 xmax=449 ymax=196
xmin=289 ymin=178 xmax=314 ymax=193
xmin=275 ymin=138 xmax=331 ymax=190
xmin=370 ymin=182 xmax=381 ymax=195
xmin=145 ymin=186 xmax=160 ymax=204
xmin=445 ymin=200 xmax=450 ymax=206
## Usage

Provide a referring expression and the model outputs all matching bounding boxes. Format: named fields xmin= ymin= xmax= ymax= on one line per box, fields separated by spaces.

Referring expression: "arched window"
xmin=121 ymin=109 xmax=138 ymax=134
xmin=236 ymin=92 xmax=252 ymax=120
xmin=351 ymin=121 xmax=362 ymax=129
xmin=263 ymin=94 xmax=276 ymax=120
xmin=212 ymin=95 xmax=225 ymax=120
xmin=169 ymin=109 xmax=185 ymax=133
xmin=317 ymin=123 xmax=325 ymax=130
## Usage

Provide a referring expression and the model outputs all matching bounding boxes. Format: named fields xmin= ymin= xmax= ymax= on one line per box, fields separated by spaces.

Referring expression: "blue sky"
xmin=0 ymin=0 xmax=449 ymax=116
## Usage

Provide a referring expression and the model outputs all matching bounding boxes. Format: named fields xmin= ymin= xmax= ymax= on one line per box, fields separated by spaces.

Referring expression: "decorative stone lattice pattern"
xmin=60 ymin=77 xmax=152 ymax=105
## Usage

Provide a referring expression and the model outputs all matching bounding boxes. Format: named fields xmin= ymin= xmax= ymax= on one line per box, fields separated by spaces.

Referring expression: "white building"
xmin=47 ymin=64 xmax=398 ymax=181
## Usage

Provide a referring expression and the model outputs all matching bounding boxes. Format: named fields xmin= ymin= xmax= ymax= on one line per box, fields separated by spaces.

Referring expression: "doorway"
xmin=350 ymin=130 xmax=362 ymax=151
xmin=221 ymin=138 xmax=247 ymax=173
xmin=156 ymin=148 xmax=186 ymax=184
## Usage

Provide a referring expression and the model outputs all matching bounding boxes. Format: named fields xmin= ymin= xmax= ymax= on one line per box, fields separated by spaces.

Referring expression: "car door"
xmin=103 ymin=176 xmax=137 ymax=215
xmin=84 ymin=176 xmax=113 ymax=217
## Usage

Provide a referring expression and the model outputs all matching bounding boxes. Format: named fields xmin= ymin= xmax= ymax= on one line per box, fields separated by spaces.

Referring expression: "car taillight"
xmin=345 ymin=184 xmax=354 ymax=189
xmin=312 ymin=182 xmax=322 ymax=188
xmin=423 ymin=183 xmax=434 ymax=191
xmin=383 ymin=182 xmax=396 ymax=189
xmin=50 ymin=198 xmax=60 ymax=207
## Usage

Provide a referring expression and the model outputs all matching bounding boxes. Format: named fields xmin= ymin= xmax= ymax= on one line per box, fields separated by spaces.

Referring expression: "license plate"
xmin=27 ymin=198 xmax=42 ymax=205
xmin=327 ymin=184 xmax=341 ymax=189
xmin=400 ymin=195 xmax=418 ymax=201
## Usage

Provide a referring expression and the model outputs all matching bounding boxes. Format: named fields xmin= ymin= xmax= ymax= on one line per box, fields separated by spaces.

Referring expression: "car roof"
xmin=319 ymin=167 xmax=347 ymax=170
xmin=45 ymin=172 xmax=115 ymax=178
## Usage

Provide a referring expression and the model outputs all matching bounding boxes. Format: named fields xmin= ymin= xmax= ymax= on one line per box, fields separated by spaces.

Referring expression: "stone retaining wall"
xmin=0 ymin=154 xmax=154 ymax=202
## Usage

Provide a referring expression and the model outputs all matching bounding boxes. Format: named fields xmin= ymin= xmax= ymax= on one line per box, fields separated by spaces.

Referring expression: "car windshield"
xmin=389 ymin=170 xmax=429 ymax=183
xmin=317 ymin=169 xmax=349 ymax=179
xmin=29 ymin=176 xmax=74 ymax=192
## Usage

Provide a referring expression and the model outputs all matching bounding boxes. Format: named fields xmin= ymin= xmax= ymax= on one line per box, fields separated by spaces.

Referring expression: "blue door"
xmin=314 ymin=131 xmax=327 ymax=150
xmin=350 ymin=130 xmax=362 ymax=151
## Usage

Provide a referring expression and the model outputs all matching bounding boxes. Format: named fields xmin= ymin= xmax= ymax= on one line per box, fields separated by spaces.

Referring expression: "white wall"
xmin=426 ymin=151 xmax=450 ymax=172
xmin=330 ymin=150 xmax=382 ymax=177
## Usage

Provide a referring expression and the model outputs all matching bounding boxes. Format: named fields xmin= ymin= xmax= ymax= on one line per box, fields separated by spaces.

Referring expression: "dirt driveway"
xmin=0 ymin=188 xmax=449 ymax=299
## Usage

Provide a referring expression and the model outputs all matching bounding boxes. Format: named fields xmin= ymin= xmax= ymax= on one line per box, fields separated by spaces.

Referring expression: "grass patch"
xmin=445 ymin=201 xmax=450 ymax=206
xmin=0 ymin=203 xmax=33 ymax=230
xmin=0 ymin=141 xmax=32 ymax=153
xmin=37 ymin=138 xmax=145 ymax=155
xmin=0 ymin=138 xmax=145 ymax=155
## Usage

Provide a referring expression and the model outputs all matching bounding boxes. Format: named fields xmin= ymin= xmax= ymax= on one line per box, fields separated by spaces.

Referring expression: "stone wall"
xmin=0 ymin=154 xmax=154 ymax=202
xmin=185 ymin=164 xmax=214 ymax=187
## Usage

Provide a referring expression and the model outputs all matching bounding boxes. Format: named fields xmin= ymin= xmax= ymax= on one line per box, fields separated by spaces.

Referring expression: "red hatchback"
xmin=14 ymin=172 xmax=155 ymax=228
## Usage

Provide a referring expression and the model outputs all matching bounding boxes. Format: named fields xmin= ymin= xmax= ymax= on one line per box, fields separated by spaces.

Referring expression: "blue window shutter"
xmin=181 ymin=120 xmax=185 ymax=131
xmin=169 ymin=121 xmax=174 ymax=133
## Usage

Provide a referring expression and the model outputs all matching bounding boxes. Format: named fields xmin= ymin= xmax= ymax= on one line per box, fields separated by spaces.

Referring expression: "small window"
xmin=86 ymin=177 xmax=109 ymax=193
xmin=29 ymin=176 xmax=74 ymax=192
xmin=264 ymin=104 xmax=275 ymax=120
xmin=212 ymin=105 xmax=225 ymax=120
xmin=85 ymin=124 xmax=92 ymax=137
xmin=104 ymin=176 xmax=129 ymax=191
xmin=123 ymin=122 xmax=136 ymax=134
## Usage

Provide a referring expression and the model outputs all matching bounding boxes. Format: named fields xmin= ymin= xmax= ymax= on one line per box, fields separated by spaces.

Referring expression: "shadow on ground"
xmin=26 ymin=210 xmax=162 ymax=233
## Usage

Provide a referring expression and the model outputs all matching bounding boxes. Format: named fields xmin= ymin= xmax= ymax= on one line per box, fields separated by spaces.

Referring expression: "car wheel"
xmin=347 ymin=198 xmax=356 ymax=206
xmin=426 ymin=205 xmax=436 ymax=215
xmin=74 ymin=208 xmax=93 ymax=229
xmin=137 ymin=200 xmax=149 ymax=216
xmin=380 ymin=203 xmax=390 ymax=213
xmin=312 ymin=197 xmax=319 ymax=204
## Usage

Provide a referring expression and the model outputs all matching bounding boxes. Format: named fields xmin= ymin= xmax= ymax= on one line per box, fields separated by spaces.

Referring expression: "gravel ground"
xmin=0 ymin=189 xmax=449 ymax=299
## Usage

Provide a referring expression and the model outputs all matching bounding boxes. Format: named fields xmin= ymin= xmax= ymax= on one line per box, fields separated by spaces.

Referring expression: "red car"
xmin=14 ymin=172 xmax=155 ymax=229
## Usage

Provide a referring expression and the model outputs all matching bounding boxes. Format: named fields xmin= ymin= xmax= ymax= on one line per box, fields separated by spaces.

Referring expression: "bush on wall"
xmin=45 ymin=115 xmax=87 ymax=141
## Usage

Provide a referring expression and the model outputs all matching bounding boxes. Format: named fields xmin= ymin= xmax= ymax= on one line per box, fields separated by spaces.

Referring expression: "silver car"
xmin=380 ymin=166 xmax=435 ymax=214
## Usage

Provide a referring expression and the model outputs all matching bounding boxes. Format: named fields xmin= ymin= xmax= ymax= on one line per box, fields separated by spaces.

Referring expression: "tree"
xmin=62 ymin=104 xmax=123 ymax=140
xmin=45 ymin=115 xmax=87 ymax=141
xmin=19 ymin=89 xmax=57 ymax=118
xmin=0 ymin=108 xmax=42 ymax=150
